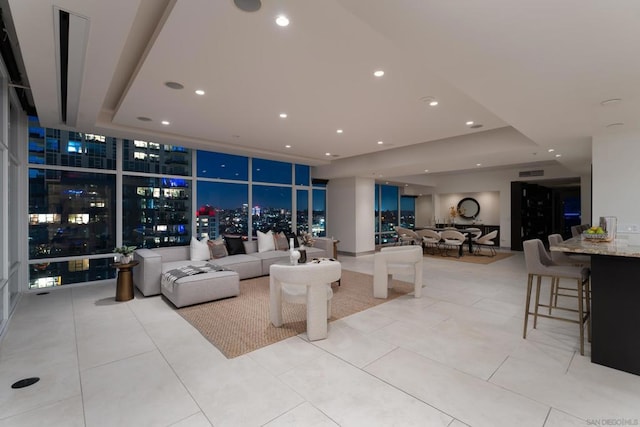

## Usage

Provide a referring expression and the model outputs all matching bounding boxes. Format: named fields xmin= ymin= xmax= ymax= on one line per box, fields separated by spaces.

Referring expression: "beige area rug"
xmin=176 ymin=270 xmax=413 ymax=358
xmin=423 ymin=250 xmax=514 ymax=264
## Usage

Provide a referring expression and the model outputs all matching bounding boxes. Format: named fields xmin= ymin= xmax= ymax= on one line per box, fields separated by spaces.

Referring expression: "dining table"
xmin=550 ymin=235 xmax=640 ymax=376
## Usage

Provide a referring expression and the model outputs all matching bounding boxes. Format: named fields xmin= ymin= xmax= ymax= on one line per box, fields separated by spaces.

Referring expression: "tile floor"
xmin=1 ymin=251 xmax=639 ymax=426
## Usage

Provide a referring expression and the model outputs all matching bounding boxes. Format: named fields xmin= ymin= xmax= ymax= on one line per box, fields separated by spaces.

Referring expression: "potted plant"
xmin=114 ymin=245 xmax=137 ymax=264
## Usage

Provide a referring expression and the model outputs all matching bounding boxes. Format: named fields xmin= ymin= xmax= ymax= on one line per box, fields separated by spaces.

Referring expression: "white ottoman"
xmin=161 ymin=270 xmax=240 ymax=308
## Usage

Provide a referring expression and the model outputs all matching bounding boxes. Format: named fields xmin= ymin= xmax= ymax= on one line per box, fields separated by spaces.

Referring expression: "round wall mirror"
xmin=457 ymin=197 xmax=480 ymax=219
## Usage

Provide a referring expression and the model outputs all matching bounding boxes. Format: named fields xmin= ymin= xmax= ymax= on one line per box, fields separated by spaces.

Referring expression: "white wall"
xmin=326 ymin=177 xmax=375 ymax=256
xmin=593 ymin=130 xmax=640 ymax=234
xmin=436 ymin=191 xmax=500 ymax=225
xmin=415 ymin=194 xmax=434 ymax=227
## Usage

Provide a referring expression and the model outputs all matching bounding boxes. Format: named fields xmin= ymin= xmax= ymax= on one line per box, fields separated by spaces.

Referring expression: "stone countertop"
xmin=550 ymin=236 xmax=640 ymax=258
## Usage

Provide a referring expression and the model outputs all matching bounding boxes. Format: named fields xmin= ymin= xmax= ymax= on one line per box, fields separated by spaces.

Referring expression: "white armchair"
xmin=269 ymin=260 xmax=342 ymax=341
xmin=373 ymin=246 xmax=423 ymax=299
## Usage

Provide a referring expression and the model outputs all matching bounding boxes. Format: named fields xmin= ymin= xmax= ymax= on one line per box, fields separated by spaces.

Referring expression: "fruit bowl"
xmin=582 ymin=232 xmax=612 ymax=242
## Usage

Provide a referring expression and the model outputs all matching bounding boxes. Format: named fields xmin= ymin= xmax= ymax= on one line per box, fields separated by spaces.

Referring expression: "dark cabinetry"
xmin=511 ymin=182 xmax=552 ymax=251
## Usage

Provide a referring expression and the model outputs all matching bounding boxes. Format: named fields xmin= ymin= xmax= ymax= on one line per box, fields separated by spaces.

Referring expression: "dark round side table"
xmin=112 ymin=260 xmax=139 ymax=301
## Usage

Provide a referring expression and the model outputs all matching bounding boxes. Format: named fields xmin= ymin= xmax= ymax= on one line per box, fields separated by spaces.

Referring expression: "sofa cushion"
xmin=207 ymin=237 xmax=228 ymax=259
xmin=274 ymin=231 xmax=289 ymax=251
xmin=190 ymin=237 xmax=210 ymax=261
xmin=213 ymin=254 xmax=263 ymax=279
xmin=257 ymin=230 xmax=276 ymax=252
xmin=225 ymin=236 xmax=246 ymax=255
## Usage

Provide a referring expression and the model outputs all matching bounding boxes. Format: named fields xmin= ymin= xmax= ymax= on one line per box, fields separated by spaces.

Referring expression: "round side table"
xmin=112 ymin=260 xmax=139 ymax=301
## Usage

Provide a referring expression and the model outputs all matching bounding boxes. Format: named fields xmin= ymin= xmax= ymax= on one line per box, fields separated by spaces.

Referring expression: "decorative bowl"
xmin=582 ymin=232 xmax=611 ymax=242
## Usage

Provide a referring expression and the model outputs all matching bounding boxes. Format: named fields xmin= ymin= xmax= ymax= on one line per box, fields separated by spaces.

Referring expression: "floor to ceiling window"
xmin=26 ymin=119 xmax=324 ymax=289
xmin=27 ymin=118 xmax=118 ymax=288
xmin=400 ymin=195 xmax=416 ymax=229
xmin=375 ymin=184 xmax=399 ymax=244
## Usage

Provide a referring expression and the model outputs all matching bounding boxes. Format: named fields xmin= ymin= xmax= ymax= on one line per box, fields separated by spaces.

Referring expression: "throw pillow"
xmin=274 ymin=231 xmax=289 ymax=251
xmin=257 ymin=230 xmax=276 ymax=253
xmin=190 ymin=236 xmax=210 ymax=261
xmin=284 ymin=231 xmax=299 ymax=248
xmin=224 ymin=236 xmax=246 ymax=255
xmin=207 ymin=237 xmax=228 ymax=259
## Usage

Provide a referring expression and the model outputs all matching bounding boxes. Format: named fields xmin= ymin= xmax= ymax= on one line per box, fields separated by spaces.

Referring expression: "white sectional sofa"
xmin=133 ymin=237 xmax=332 ymax=297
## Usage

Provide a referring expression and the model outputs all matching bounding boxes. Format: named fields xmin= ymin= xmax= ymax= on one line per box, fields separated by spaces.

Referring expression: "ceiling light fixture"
xmin=373 ymin=70 xmax=385 ymax=77
xmin=555 ymin=154 xmax=562 ymax=158
xmin=377 ymin=141 xmax=384 ymax=145
xmin=164 ymin=81 xmax=184 ymax=90
xmin=466 ymin=121 xmax=474 ymax=126
xmin=275 ymin=15 xmax=289 ymax=27
xmin=336 ymin=129 xmax=343 ymax=134
xmin=285 ymin=145 xmax=291 ymax=148
xmin=279 ymin=113 xmax=287 ymax=118
xmin=476 ymin=163 xmax=481 ymax=167
xmin=195 ymin=89 xmax=205 ymax=96
xmin=548 ymin=148 xmax=555 ymax=152
xmin=161 ymin=120 xmax=170 ymax=125
xmin=424 ymin=169 xmax=429 ymax=173
xmin=429 ymin=100 xmax=439 ymax=106
xmin=234 ymin=0 xmax=261 ymax=12
xmin=325 ymin=152 xmax=331 ymax=156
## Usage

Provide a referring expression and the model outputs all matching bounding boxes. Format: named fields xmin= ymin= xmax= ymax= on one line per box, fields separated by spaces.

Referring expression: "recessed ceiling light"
xmin=195 ymin=89 xmax=205 ymax=96
xmin=161 ymin=120 xmax=170 ymax=125
xmin=164 ymin=81 xmax=184 ymax=90
xmin=385 ymin=181 xmax=389 ymax=184
xmin=606 ymin=122 xmax=624 ymax=128
xmin=404 ymin=184 xmax=409 ymax=187
xmin=420 ymin=96 xmax=438 ymax=106
xmin=424 ymin=169 xmax=429 ymax=173
xmin=548 ymin=148 xmax=555 ymax=152
xmin=377 ymin=141 xmax=384 ymax=145
xmin=325 ymin=152 xmax=331 ymax=156
xmin=373 ymin=70 xmax=385 ymax=77
xmin=600 ymin=98 xmax=622 ymax=106
xmin=466 ymin=121 xmax=474 ymax=126
xmin=285 ymin=145 xmax=291 ymax=148
xmin=476 ymin=163 xmax=481 ymax=167
xmin=555 ymin=154 xmax=562 ymax=158
xmin=275 ymin=15 xmax=289 ymax=26
xmin=279 ymin=113 xmax=288 ymax=118
xmin=336 ymin=129 xmax=343 ymax=134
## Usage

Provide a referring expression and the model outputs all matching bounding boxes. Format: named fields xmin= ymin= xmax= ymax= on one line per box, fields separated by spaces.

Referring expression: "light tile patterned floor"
xmin=1 ymin=251 xmax=639 ymax=426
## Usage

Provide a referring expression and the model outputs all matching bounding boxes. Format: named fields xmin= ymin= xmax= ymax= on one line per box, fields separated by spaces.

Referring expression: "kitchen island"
xmin=550 ymin=236 xmax=640 ymax=375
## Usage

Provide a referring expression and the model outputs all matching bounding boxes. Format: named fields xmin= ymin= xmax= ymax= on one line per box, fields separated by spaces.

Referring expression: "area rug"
xmin=423 ymin=251 xmax=514 ymax=264
xmin=176 ymin=270 xmax=413 ymax=358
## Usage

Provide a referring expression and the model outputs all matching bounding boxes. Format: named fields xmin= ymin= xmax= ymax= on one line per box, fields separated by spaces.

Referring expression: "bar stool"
xmin=547 ymin=234 xmax=591 ymax=310
xmin=522 ymin=239 xmax=591 ymax=355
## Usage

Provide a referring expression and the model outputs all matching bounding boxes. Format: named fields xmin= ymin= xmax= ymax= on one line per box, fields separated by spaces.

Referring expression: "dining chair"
xmin=522 ymin=239 xmax=591 ymax=355
xmin=440 ymin=229 xmax=465 ymax=257
xmin=417 ymin=229 xmax=441 ymax=255
xmin=394 ymin=226 xmax=420 ymax=246
xmin=473 ymin=230 xmax=498 ymax=257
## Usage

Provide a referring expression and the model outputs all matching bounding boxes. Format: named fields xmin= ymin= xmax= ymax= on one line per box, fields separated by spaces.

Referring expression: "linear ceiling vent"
xmin=54 ymin=8 xmax=89 ymax=127
xmin=519 ymin=170 xmax=544 ymax=178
